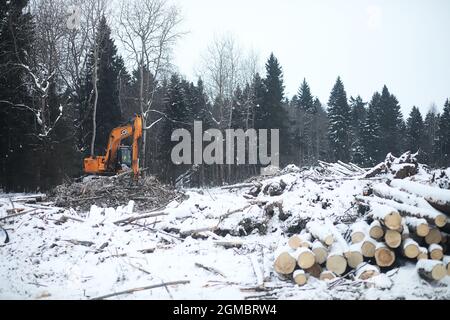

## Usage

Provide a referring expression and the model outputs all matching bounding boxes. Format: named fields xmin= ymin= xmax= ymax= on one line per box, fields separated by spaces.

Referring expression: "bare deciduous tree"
xmin=117 ymin=0 xmax=183 ymax=169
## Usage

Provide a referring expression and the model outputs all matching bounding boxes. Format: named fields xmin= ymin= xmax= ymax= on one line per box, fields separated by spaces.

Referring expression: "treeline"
xmin=1 ymin=0 xmax=449 ymax=192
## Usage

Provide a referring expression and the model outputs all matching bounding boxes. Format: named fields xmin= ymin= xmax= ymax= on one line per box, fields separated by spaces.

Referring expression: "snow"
xmin=0 ymin=168 xmax=449 ymax=300
xmin=390 ymin=179 xmax=450 ymax=206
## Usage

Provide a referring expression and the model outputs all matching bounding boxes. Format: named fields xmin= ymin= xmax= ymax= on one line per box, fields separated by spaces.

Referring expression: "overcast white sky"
xmin=171 ymin=0 xmax=450 ymax=116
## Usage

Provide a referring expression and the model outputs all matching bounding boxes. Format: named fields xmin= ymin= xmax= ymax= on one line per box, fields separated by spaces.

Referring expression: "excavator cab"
xmin=117 ymin=146 xmax=132 ymax=170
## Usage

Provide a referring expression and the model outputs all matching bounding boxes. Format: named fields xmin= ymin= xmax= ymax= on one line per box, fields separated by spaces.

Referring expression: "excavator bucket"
xmin=83 ymin=156 xmax=107 ymax=174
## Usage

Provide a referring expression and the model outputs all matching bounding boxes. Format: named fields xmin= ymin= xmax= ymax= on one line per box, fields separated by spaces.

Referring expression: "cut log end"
xmin=417 ymin=260 xmax=446 ymax=281
xmin=351 ymin=232 xmax=365 ymax=244
xmin=293 ymin=270 xmax=308 ymax=286
xmin=346 ymin=251 xmax=363 ymax=269
xmin=319 ymin=270 xmax=336 ymax=281
xmin=435 ymin=215 xmax=447 ymax=228
xmin=404 ymin=244 xmax=419 ymax=259
xmin=324 ymin=235 xmax=334 ymax=246
xmin=416 ymin=223 xmax=430 ymax=237
xmin=312 ymin=247 xmax=328 ymax=265
xmin=288 ymin=235 xmax=302 ymax=249
xmin=425 ymin=229 xmax=442 ymax=245
xmin=326 ymin=255 xmax=347 ymax=275
xmin=385 ymin=230 xmax=402 ymax=249
xmin=356 ymin=264 xmax=380 ymax=280
xmin=375 ymin=247 xmax=396 ymax=267
xmin=429 ymin=245 xmax=444 ymax=261
xmin=297 ymin=250 xmax=316 ymax=269
xmin=274 ymin=252 xmax=296 ymax=275
xmin=369 ymin=225 xmax=384 ymax=240
xmin=362 ymin=240 xmax=377 ymax=258
xmin=384 ymin=212 xmax=402 ymax=231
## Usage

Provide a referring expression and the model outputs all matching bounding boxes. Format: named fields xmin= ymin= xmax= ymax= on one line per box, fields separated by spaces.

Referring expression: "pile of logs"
xmin=273 ymin=178 xmax=450 ymax=285
xmin=363 ymin=151 xmax=419 ymax=179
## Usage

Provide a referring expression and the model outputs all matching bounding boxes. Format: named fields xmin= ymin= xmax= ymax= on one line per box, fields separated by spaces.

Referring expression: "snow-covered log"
xmin=400 ymin=219 xmax=410 ymax=241
xmin=350 ymin=221 xmax=369 ymax=244
xmin=402 ymin=239 xmax=420 ymax=259
xmin=416 ymin=259 xmax=446 ymax=281
xmin=361 ymin=237 xmax=378 ymax=258
xmin=384 ymin=229 xmax=402 ymax=249
xmin=368 ymin=220 xmax=384 ymax=240
xmin=374 ymin=243 xmax=396 ymax=267
xmin=306 ymin=220 xmax=334 ymax=246
xmin=390 ymin=179 xmax=450 ymax=215
xmin=358 ymin=196 xmax=446 ymax=228
xmin=369 ymin=202 xmax=402 ymax=231
xmin=325 ymin=220 xmax=349 ymax=254
xmin=311 ymin=240 xmax=328 ymax=264
xmin=404 ymin=216 xmax=430 ymax=237
xmin=355 ymin=263 xmax=380 ymax=280
xmin=417 ymin=247 xmax=428 ymax=260
xmin=429 ymin=244 xmax=443 ymax=261
xmin=288 ymin=232 xmax=312 ymax=249
xmin=326 ymin=244 xmax=348 ymax=275
xmin=443 ymin=256 xmax=450 ymax=276
xmin=373 ymin=182 xmax=448 ymax=228
xmin=292 ymin=247 xmax=315 ymax=269
xmin=319 ymin=270 xmax=336 ymax=281
xmin=346 ymin=243 xmax=363 ymax=269
xmin=425 ymin=228 xmax=442 ymax=245
xmin=293 ymin=270 xmax=308 ymax=286
xmin=273 ymin=247 xmax=296 ymax=275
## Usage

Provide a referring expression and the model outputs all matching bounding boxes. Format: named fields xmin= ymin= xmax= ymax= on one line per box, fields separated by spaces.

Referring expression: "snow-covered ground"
xmin=0 ymin=167 xmax=449 ymax=300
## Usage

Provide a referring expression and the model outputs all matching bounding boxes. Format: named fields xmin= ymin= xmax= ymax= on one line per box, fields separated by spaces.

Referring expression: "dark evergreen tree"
xmin=261 ymin=53 xmax=289 ymax=165
xmin=82 ymin=16 xmax=124 ymax=155
xmin=405 ymin=106 xmax=425 ymax=157
xmin=158 ymin=74 xmax=191 ymax=183
xmin=436 ymin=99 xmax=450 ymax=166
xmin=377 ymin=85 xmax=404 ymax=158
xmin=327 ymin=77 xmax=352 ymax=162
xmin=423 ymin=107 xmax=439 ymax=165
xmin=349 ymin=95 xmax=367 ymax=164
xmin=0 ymin=0 xmax=36 ymax=191
xmin=360 ymin=92 xmax=382 ymax=166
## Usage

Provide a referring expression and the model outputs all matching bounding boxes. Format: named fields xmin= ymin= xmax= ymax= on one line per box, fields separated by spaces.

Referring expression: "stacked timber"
xmin=273 ymin=178 xmax=449 ymax=285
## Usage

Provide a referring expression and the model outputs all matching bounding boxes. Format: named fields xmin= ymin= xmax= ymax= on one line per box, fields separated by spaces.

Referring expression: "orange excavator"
xmin=83 ymin=115 xmax=143 ymax=178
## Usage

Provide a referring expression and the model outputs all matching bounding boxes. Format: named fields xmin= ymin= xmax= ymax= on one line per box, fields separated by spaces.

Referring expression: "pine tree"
xmin=82 ymin=16 xmax=124 ymax=155
xmin=405 ymin=106 xmax=425 ymax=156
xmin=436 ymin=99 xmax=450 ymax=166
xmin=327 ymin=77 xmax=352 ymax=162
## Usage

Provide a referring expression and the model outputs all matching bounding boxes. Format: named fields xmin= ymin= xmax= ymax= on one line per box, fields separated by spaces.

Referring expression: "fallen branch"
xmin=91 ymin=280 xmax=190 ymax=300
xmin=0 ymin=209 xmax=38 ymax=221
xmin=114 ymin=212 xmax=168 ymax=226
xmin=195 ymin=262 xmax=226 ymax=278
xmin=221 ymin=183 xmax=254 ymax=190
